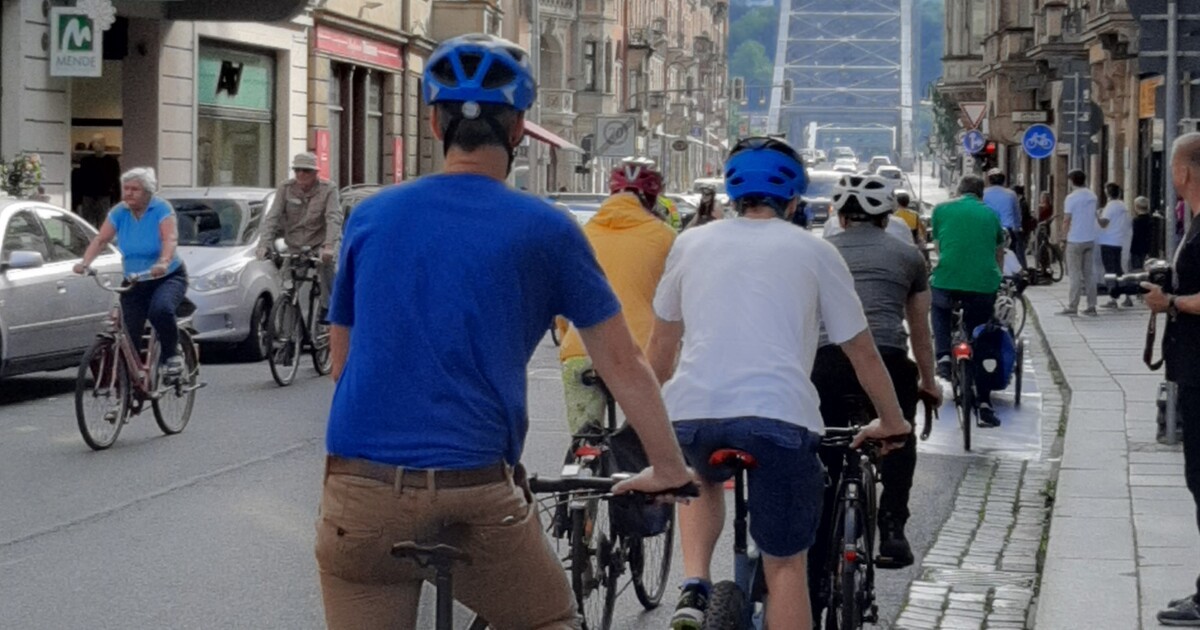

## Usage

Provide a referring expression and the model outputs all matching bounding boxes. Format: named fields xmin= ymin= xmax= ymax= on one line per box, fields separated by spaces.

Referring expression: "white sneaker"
xmin=164 ymin=355 xmax=185 ymax=381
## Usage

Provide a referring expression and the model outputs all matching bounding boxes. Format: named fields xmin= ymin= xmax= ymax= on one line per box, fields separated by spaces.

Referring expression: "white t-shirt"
xmin=1098 ymin=200 xmax=1131 ymax=247
xmin=1064 ymin=187 xmax=1101 ymax=243
xmin=821 ymin=215 xmax=915 ymax=244
xmin=653 ymin=218 xmax=868 ymax=434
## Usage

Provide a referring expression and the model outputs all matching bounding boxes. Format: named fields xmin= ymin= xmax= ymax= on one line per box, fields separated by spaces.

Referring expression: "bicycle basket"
xmin=606 ymin=424 xmax=672 ymax=537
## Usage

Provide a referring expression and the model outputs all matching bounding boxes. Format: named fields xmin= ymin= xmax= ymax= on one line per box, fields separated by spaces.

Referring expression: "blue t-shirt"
xmin=326 ymin=174 xmax=621 ymax=469
xmin=108 ymin=198 xmax=183 ymax=276
xmin=982 ymin=186 xmax=1021 ymax=230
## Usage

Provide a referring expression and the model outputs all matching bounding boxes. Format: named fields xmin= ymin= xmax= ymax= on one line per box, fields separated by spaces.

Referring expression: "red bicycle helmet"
xmin=609 ymin=157 xmax=663 ymax=210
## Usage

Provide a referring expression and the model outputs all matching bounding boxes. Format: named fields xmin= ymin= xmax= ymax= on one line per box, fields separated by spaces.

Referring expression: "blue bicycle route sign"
xmin=1022 ymin=124 xmax=1056 ymax=159
xmin=962 ymin=130 xmax=985 ymax=154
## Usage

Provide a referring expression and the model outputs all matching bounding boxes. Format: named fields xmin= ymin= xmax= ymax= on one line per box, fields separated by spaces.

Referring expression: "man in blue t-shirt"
xmin=315 ymin=34 xmax=692 ymax=630
xmin=983 ymin=168 xmax=1024 ymax=268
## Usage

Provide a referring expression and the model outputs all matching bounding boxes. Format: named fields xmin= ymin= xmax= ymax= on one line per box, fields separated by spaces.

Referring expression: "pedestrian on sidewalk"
xmin=1060 ymin=169 xmax=1101 ymax=316
xmin=983 ymin=168 xmax=1025 ymax=269
xmin=1131 ymin=196 xmax=1154 ymax=272
xmin=1145 ymin=131 xmax=1200 ymax=627
xmin=1098 ymin=182 xmax=1134 ymax=308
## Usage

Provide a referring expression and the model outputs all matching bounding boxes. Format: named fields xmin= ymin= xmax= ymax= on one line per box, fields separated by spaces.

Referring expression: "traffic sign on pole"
xmin=960 ymin=102 xmax=987 ymax=129
xmin=594 ymin=115 xmax=638 ymax=158
xmin=1022 ymin=124 xmax=1056 ymax=160
xmin=962 ymin=129 xmax=986 ymax=154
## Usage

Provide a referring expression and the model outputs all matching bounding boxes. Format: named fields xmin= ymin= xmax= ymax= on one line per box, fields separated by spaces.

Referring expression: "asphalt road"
xmin=0 ymin=335 xmax=974 ymax=629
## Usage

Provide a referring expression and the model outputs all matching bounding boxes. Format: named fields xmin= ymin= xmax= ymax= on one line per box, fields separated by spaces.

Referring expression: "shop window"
xmin=197 ymin=42 xmax=275 ymax=188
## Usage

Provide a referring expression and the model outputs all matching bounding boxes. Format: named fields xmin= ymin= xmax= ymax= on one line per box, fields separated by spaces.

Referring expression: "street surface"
xmin=0 ymin=165 xmax=1054 ymax=629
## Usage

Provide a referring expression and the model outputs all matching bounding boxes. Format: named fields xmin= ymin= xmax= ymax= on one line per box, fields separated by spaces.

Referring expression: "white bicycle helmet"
xmin=830 ymin=174 xmax=894 ymax=216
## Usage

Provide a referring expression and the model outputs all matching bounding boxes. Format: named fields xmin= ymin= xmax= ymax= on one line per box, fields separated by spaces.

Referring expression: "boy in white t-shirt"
xmin=1060 ymin=169 xmax=1102 ymax=315
xmin=1098 ymin=182 xmax=1134 ymax=307
xmin=647 ymin=137 xmax=911 ymax=630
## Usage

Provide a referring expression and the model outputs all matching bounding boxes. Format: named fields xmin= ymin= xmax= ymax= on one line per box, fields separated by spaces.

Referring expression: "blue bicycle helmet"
xmin=723 ymin=137 xmax=808 ymax=208
xmin=423 ymin=34 xmax=537 ymax=113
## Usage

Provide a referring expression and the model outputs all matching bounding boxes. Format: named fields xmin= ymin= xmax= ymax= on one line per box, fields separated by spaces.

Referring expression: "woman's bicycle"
xmin=390 ymin=475 xmax=697 ymax=630
xmin=1029 ymin=220 xmax=1064 ymax=284
xmin=542 ymin=369 xmax=679 ymax=630
xmin=75 ymin=269 xmax=203 ymax=450
xmin=267 ymin=243 xmax=331 ymax=386
xmin=701 ymin=428 xmax=889 ymax=630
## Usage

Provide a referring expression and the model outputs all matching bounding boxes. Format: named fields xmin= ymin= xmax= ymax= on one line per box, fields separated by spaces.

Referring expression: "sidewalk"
xmin=1028 ymin=282 xmax=1195 ymax=629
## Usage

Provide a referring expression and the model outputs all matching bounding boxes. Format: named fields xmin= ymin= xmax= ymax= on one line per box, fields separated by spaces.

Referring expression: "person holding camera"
xmin=1146 ymin=132 xmax=1200 ymax=626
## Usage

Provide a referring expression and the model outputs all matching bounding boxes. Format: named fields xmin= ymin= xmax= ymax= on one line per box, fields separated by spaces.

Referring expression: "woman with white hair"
xmin=73 ymin=167 xmax=188 ymax=380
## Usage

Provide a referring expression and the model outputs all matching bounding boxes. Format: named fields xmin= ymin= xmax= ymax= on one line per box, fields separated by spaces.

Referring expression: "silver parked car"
xmin=0 ymin=200 xmax=121 ymax=378
xmin=160 ymin=188 xmax=281 ymax=361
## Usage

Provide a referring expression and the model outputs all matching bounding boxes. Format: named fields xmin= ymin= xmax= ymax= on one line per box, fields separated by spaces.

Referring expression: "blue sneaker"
xmin=671 ymin=580 xmax=710 ymax=630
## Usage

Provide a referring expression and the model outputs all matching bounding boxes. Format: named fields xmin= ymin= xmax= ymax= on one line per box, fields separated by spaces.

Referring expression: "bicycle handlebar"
xmin=81 ymin=267 xmax=153 ymax=293
xmin=527 ymin=473 xmax=700 ymax=499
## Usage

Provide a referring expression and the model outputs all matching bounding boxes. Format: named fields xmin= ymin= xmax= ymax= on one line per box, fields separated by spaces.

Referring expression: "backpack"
xmin=604 ymin=424 xmax=673 ymax=537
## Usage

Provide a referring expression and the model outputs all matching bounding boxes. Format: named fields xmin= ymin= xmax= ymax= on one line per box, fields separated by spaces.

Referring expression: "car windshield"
xmin=172 ymin=200 xmax=248 ymax=247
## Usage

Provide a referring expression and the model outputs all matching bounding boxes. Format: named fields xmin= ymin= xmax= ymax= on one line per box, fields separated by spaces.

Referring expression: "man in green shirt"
xmin=930 ymin=175 xmax=1006 ymax=427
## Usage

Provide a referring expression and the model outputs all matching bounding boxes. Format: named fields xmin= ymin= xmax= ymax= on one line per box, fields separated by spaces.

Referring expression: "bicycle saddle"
xmin=391 ymin=542 xmax=472 ymax=567
xmin=708 ymin=449 xmax=759 ymax=471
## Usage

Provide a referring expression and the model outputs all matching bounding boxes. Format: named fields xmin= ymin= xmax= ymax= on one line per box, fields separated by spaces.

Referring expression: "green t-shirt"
xmin=930 ymin=195 xmax=1005 ymax=293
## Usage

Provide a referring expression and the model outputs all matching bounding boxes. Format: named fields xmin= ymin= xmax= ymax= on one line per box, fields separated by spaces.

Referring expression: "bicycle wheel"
xmin=267 ymin=298 xmax=303 ymax=386
xmin=309 ymin=289 xmax=332 ymax=375
xmin=629 ymin=507 xmax=675 ymax=609
xmin=1014 ymin=340 xmax=1025 ymax=407
xmin=76 ymin=338 xmax=129 ymax=450
xmin=836 ymin=503 xmax=863 ymax=630
xmin=153 ymin=331 xmax=198 ymax=435
xmin=700 ymin=580 xmax=746 ymax=630
xmin=1012 ymin=294 xmax=1029 ymax=338
xmin=1048 ymin=245 xmax=1065 ymax=282
xmin=570 ymin=502 xmax=616 ymax=630
xmin=957 ymin=360 xmax=974 ymax=452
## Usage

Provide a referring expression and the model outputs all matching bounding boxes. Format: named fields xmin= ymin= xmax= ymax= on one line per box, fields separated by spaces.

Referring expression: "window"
xmin=196 ymin=43 xmax=275 ymax=188
xmin=329 ymin=64 xmax=345 ymax=187
xmin=38 ymin=211 xmax=92 ymax=261
xmin=1 ymin=212 xmax=49 ymax=262
xmin=584 ymin=41 xmax=597 ymax=91
xmin=366 ymin=73 xmax=384 ymax=184
xmin=329 ymin=63 xmax=388 ymax=187
xmin=605 ymin=41 xmax=614 ymax=93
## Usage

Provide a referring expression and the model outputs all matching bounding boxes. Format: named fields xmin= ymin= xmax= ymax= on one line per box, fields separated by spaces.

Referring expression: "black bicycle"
xmin=949 ymin=300 xmax=976 ymax=451
xmin=1029 ymin=220 xmax=1064 ymax=284
xmin=541 ymin=369 xmax=678 ymax=630
xmin=266 ymin=244 xmax=331 ymax=386
xmin=819 ymin=427 xmax=883 ymax=630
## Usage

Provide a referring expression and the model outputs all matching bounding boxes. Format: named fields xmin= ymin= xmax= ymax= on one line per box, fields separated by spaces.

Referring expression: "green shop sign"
xmin=198 ymin=48 xmax=273 ymax=111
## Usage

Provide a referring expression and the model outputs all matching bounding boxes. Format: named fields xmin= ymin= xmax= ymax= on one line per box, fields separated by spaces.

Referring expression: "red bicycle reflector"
xmin=952 ymin=342 xmax=972 ymax=360
xmin=574 ymin=445 xmax=602 ymax=459
xmin=844 ymin=550 xmax=858 ymax=563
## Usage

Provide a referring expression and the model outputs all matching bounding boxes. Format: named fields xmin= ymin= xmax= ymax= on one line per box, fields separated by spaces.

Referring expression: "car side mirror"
xmin=2 ymin=250 xmax=45 ymax=271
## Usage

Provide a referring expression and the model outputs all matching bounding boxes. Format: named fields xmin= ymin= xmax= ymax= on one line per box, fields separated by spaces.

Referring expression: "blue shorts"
xmin=673 ymin=417 xmax=825 ymax=557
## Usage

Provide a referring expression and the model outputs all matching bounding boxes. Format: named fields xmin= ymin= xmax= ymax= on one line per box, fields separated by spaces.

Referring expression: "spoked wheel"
xmin=1011 ymin=294 xmax=1029 ymax=337
xmin=826 ymin=502 xmax=865 ymax=630
xmin=1046 ymin=244 xmax=1065 ymax=282
xmin=629 ymin=508 xmax=675 ymax=609
xmin=955 ymin=360 xmax=975 ymax=452
xmin=571 ymin=502 xmax=617 ymax=630
xmin=701 ymin=580 xmax=746 ymax=630
xmin=309 ymin=291 xmax=332 ymax=375
xmin=1014 ymin=340 xmax=1025 ymax=407
xmin=152 ymin=332 xmax=198 ymax=435
xmin=75 ymin=338 xmax=130 ymax=450
xmin=267 ymin=299 xmax=303 ymax=386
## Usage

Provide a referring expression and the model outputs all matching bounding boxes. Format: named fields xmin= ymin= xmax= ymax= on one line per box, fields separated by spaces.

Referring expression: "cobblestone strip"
xmin=894 ymin=328 xmax=1064 ymax=630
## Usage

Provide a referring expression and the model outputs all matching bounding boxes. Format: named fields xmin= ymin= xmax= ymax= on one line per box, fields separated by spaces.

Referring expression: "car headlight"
xmin=191 ymin=263 xmax=247 ymax=292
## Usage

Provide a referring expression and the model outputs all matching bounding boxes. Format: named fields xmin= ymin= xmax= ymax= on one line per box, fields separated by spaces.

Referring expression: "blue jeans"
xmin=120 ymin=268 xmax=188 ymax=362
xmin=931 ymin=287 xmax=997 ymax=404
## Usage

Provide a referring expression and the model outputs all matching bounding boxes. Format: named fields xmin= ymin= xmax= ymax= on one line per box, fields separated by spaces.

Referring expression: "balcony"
xmin=542 ymin=89 xmax=575 ymax=116
xmin=628 ymin=26 xmax=652 ymax=50
xmin=539 ymin=0 xmax=576 ymax=20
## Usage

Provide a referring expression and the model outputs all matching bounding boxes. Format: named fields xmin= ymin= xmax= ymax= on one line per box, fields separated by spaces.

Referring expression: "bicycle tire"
xmin=308 ymin=289 xmax=332 ymax=375
xmin=152 ymin=331 xmax=198 ymax=435
xmin=700 ymin=580 xmax=746 ymax=630
xmin=838 ymin=504 xmax=862 ymax=630
xmin=76 ymin=338 xmax=129 ymax=450
xmin=630 ymin=508 xmax=675 ymax=609
xmin=1012 ymin=294 xmax=1028 ymax=338
xmin=957 ymin=360 xmax=974 ymax=452
xmin=860 ymin=464 xmax=879 ymax=625
xmin=267 ymin=298 xmax=303 ymax=386
xmin=1014 ymin=340 xmax=1025 ymax=407
xmin=570 ymin=502 xmax=616 ymax=630
xmin=1048 ymin=245 xmax=1065 ymax=282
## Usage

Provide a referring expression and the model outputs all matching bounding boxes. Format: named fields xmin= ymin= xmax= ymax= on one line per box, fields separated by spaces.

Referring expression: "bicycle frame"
xmin=729 ymin=466 xmax=766 ymax=628
xmin=88 ymin=272 xmax=172 ymax=401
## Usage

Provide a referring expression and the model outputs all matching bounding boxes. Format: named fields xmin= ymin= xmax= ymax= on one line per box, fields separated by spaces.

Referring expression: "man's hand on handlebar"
xmin=612 ymin=465 xmax=698 ymax=502
xmin=72 ymin=263 xmax=89 ymax=275
xmin=852 ymin=417 xmax=913 ymax=454
xmin=320 ymin=244 xmax=335 ymax=264
xmin=919 ymin=378 xmax=943 ymax=407
xmin=255 ymin=246 xmax=271 ymax=260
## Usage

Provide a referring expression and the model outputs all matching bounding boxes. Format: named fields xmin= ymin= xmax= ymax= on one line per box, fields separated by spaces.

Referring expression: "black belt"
xmin=325 ymin=456 xmax=509 ymax=489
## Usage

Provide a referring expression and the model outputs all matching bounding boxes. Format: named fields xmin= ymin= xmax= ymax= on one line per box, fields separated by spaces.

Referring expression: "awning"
xmin=524 ymin=121 xmax=585 ymax=154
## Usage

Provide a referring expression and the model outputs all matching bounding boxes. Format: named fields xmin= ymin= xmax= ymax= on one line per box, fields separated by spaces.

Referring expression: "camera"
xmin=1104 ymin=259 xmax=1173 ymax=296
